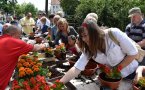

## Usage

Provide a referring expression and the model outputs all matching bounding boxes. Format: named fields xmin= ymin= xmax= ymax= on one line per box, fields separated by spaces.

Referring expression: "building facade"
xmin=50 ymin=0 xmax=63 ymax=14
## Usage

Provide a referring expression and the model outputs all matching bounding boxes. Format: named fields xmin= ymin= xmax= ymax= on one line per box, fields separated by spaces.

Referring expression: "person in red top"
xmin=67 ymin=35 xmax=80 ymax=55
xmin=0 ymin=25 xmax=47 ymax=90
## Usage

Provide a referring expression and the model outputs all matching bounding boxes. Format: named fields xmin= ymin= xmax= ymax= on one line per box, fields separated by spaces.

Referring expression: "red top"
xmin=67 ymin=45 xmax=78 ymax=55
xmin=0 ymin=35 xmax=33 ymax=90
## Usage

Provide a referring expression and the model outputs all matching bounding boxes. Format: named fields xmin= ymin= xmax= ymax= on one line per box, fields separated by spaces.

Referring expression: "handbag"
xmin=108 ymin=29 xmax=145 ymax=62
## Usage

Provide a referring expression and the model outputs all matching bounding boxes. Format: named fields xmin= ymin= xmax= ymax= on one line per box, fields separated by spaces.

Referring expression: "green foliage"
xmin=60 ymin=0 xmax=80 ymax=15
xmin=0 ymin=0 xmax=17 ymax=14
xmin=15 ymin=2 xmax=38 ymax=18
xmin=138 ymin=77 xmax=145 ymax=87
xmin=75 ymin=0 xmax=103 ymax=26
xmin=75 ymin=0 xmax=145 ymax=31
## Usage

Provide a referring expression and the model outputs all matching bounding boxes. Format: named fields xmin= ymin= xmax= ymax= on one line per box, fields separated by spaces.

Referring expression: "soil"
xmin=99 ymin=72 xmax=121 ymax=82
xmin=48 ymin=67 xmax=64 ymax=79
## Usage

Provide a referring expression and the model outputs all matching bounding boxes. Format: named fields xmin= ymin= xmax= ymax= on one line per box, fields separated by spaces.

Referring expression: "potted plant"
xmin=54 ymin=43 xmax=66 ymax=60
xmin=46 ymin=34 xmax=55 ymax=47
xmin=44 ymin=47 xmax=54 ymax=58
xmin=133 ymin=77 xmax=145 ymax=90
xmin=98 ymin=64 xmax=122 ymax=90
xmin=81 ymin=59 xmax=98 ymax=76
xmin=43 ymin=47 xmax=56 ymax=62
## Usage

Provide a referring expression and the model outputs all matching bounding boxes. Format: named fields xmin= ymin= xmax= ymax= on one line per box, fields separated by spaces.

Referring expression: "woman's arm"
xmin=60 ymin=53 xmax=88 ymax=83
xmin=54 ymin=32 xmax=61 ymax=45
xmin=111 ymin=28 xmax=138 ymax=69
xmin=60 ymin=67 xmax=81 ymax=84
xmin=117 ymin=54 xmax=137 ymax=69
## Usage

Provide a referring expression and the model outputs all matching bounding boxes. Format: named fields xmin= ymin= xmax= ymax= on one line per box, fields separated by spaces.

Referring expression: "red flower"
xmin=51 ymin=84 xmax=57 ymax=88
xmin=44 ymin=85 xmax=50 ymax=90
xmin=23 ymin=81 xmax=29 ymax=87
xmin=117 ymin=65 xmax=122 ymax=72
xmin=30 ymin=77 xmax=36 ymax=85
xmin=104 ymin=66 xmax=111 ymax=74
xmin=55 ymin=79 xmax=60 ymax=83
xmin=98 ymin=64 xmax=122 ymax=79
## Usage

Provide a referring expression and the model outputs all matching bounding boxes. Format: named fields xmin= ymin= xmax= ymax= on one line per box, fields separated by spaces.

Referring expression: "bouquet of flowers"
xmin=98 ymin=64 xmax=122 ymax=79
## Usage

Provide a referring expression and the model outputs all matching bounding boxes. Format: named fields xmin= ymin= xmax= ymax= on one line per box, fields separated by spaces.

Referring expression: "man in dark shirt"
xmin=125 ymin=7 xmax=145 ymax=65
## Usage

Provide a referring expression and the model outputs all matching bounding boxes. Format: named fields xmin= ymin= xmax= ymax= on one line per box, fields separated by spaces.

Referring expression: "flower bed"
xmin=11 ymin=54 xmax=65 ymax=90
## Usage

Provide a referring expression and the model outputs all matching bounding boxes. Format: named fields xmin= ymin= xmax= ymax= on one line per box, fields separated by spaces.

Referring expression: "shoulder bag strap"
xmin=108 ymin=29 xmax=120 ymax=45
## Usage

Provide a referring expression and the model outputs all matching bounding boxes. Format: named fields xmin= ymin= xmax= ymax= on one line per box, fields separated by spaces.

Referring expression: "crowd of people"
xmin=0 ymin=7 xmax=145 ymax=89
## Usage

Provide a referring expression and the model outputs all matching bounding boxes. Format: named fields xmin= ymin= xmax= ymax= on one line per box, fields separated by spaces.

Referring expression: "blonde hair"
xmin=40 ymin=16 xmax=46 ymax=23
xmin=86 ymin=13 xmax=98 ymax=22
xmin=57 ymin=18 xmax=69 ymax=31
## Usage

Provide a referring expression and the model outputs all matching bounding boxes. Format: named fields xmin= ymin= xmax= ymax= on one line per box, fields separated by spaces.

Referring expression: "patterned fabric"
xmin=125 ymin=20 xmax=145 ymax=43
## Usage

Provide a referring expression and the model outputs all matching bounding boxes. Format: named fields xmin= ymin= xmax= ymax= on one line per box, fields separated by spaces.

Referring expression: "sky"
xmin=17 ymin=0 xmax=51 ymax=11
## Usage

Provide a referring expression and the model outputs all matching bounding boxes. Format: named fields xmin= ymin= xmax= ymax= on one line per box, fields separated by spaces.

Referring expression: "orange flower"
xmin=33 ymin=67 xmax=39 ymax=72
xmin=23 ymin=62 xmax=31 ymax=67
xmin=32 ymin=65 xmax=38 ymax=69
xmin=17 ymin=63 xmax=23 ymax=68
xmin=33 ymin=56 xmax=38 ymax=61
xmin=19 ymin=71 xmax=26 ymax=77
xmin=37 ymin=63 xmax=42 ymax=67
xmin=19 ymin=59 xmax=25 ymax=63
xmin=25 ymin=68 xmax=33 ymax=75
xmin=19 ymin=67 xmax=25 ymax=72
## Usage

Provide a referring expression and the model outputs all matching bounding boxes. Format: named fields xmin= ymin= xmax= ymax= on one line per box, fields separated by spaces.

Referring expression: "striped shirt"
xmin=125 ymin=21 xmax=145 ymax=42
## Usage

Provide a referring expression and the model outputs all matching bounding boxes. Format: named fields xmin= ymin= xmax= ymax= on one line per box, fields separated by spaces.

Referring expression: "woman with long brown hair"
xmin=60 ymin=19 xmax=139 ymax=83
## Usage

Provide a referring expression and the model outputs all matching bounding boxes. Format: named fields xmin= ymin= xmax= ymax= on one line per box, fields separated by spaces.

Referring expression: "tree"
xmin=0 ymin=0 xmax=17 ymax=14
xmin=75 ymin=0 xmax=145 ymax=31
xmin=75 ymin=0 xmax=101 ymax=26
xmin=15 ymin=3 xmax=38 ymax=18
xmin=60 ymin=0 xmax=80 ymax=15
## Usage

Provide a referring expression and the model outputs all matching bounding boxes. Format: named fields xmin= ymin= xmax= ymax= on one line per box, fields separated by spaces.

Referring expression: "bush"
xmin=75 ymin=0 xmax=145 ymax=31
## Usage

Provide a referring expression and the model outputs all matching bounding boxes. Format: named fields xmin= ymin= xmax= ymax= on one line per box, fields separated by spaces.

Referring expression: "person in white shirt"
xmin=36 ymin=12 xmax=50 ymax=31
xmin=60 ymin=19 xmax=139 ymax=84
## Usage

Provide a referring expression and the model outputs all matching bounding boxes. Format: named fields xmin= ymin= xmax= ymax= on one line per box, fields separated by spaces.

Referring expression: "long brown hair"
xmin=78 ymin=19 xmax=105 ymax=58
